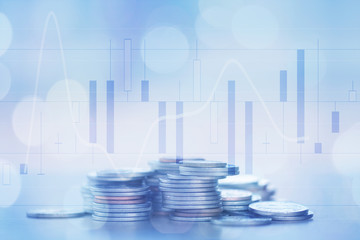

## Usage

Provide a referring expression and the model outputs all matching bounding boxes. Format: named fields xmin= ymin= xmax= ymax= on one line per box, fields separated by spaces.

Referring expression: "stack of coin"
xmin=147 ymin=157 xmax=205 ymax=215
xmin=220 ymin=189 xmax=260 ymax=214
xmin=161 ymin=160 xmax=239 ymax=222
xmin=81 ymin=184 xmax=93 ymax=214
xmin=147 ymin=158 xmax=182 ymax=215
xmin=87 ymin=169 xmax=153 ymax=222
xmin=248 ymin=201 xmax=314 ymax=222
xmin=219 ymin=174 xmax=276 ymax=201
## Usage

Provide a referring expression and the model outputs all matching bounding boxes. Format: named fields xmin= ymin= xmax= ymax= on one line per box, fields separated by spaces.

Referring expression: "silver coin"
xmin=93 ymin=211 xmax=150 ymax=218
xmin=181 ymin=160 xmax=227 ymax=168
xmin=159 ymin=186 xmax=217 ymax=193
xmin=211 ymin=216 xmax=272 ymax=226
xmin=167 ymin=173 xmax=224 ymax=180
xmin=163 ymin=191 xmax=221 ymax=197
xmin=223 ymin=205 xmax=248 ymax=211
xmin=180 ymin=166 xmax=237 ymax=173
xmin=163 ymin=199 xmax=220 ymax=205
xmin=271 ymin=211 xmax=313 ymax=221
xmin=164 ymin=203 xmax=222 ymax=210
xmin=221 ymin=189 xmax=252 ymax=201
xmin=173 ymin=211 xmax=221 ymax=217
xmin=26 ymin=209 xmax=87 ymax=218
xmin=222 ymin=194 xmax=261 ymax=206
xmin=90 ymin=185 xmax=149 ymax=193
xmin=169 ymin=214 xmax=213 ymax=222
xmin=97 ymin=169 xmax=154 ymax=178
xmin=219 ymin=175 xmax=259 ymax=189
xmin=87 ymin=172 xmax=144 ymax=182
xmin=159 ymin=178 xmax=217 ymax=184
xmin=249 ymin=201 xmax=309 ymax=217
xmin=159 ymin=182 xmax=218 ymax=189
xmin=92 ymin=215 xmax=149 ymax=222
xmin=93 ymin=202 xmax=151 ymax=209
xmin=180 ymin=171 xmax=231 ymax=177
xmin=93 ymin=206 xmax=152 ymax=213
xmin=159 ymin=157 xmax=205 ymax=163
xmin=177 ymin=207 xmax=223 ymax=214
xmin=91 ymin=190 xmax=149 ymax=197
xmin=163 ymin=195 xmax=221 ymax=201
xmin=222 ymin=200 xmax=252 ymax=206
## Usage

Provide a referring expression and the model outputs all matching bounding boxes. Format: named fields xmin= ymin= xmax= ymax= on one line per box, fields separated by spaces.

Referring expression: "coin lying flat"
xmin=92 ymin=215 xmax=149 ymax=222
xmin=221 ymin=189 xmax=253 ymax=201
xmin=169 ymin=214 xmax=213 ymax=222
xmin=249 ymin=201 xmax=309 ymax=217
xmin=211 ymin=216 xmax=272 ymax=226
xmin=181 ymin=160 xmax=227 ymax=168
xmin=26 ymin=209 xmax=87 ymax=218
xmin=271 ymin=211 xmax=314 ymax=221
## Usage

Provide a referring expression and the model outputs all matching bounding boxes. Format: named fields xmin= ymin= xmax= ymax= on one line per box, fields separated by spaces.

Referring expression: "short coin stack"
xmin=248 ymin=201 xmax=314 ymax=222
xmin=161 ymin=160 xmax=239 ymax=222
xmin=81 ymin=184 xmax=93 ymax=214
xmin=219 ymin=174 xmax=276 ymax=201
xmin=221 ymin=189 xmax=260 ymax=214
xmin=88 ymin=169 xmax=153 ymax=222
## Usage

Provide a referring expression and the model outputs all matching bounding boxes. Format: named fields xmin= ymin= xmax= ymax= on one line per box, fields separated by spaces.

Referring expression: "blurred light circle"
xmin=142 ymin=27 xmax=189 ymax=74
xmin=195 ymin=7 xmax=237 ymax=48
xmin=0 ymin=63 xmax=11 ymax=99
xmin=0 ymin=13 xmax=12 ymax=56
xmin=332 ymin=123 xmax=360 ymax=177
xmin=12 ymin=96 xmax=45 ymax=146
xmin=232 ymin=5 xmax=279 ymax=48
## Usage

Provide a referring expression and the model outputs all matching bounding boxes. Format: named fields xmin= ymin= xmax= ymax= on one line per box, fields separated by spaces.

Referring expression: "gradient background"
xmin=0 ymin=0 xmax=360 ymax=239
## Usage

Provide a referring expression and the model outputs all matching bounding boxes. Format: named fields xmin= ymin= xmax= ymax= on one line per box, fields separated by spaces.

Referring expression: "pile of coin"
xmin=87 ymin=169 xmax=153 ymax=222
xmin=248 ymin=201 xmax=314 ymax=222
xmin=220 ymin=189 xmax=261 ymax=214
xmin=147 ymin=158 xmax=183 ymax=215
xmin=219 ymin=174 xmax=276 ymax=201
xmin=147 ymin=157 xmax=205 ymax=215
xmin=160 ymin=160 xmax=239 ymax=222
xmin=81 ymin=184 xmax=93 ymax=214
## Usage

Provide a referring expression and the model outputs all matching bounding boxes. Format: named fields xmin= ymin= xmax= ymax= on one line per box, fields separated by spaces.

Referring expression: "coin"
xmin=94 ymin=195 xmax=145 ymax=201
xmin=177 ymin=207 xmax=223 ymax=214
xmin=97 ymin=169 xmax=154 ymax=178
xmin=94 ymin=198 xmax=147 ymax=205
xmin=91 ymin=190 xmax=150 ymax=197
xmin=271 ymin=211 xmax=314 ymax=221
xmin=164 ymin=203 xmax=222 ymax=210
xmin=93 ymin=211 xmax=150 ymax=218
xmin=163 ymin=199 xmax=221 ymax=205
xmin=167 ymin=174 xmax=223 ymax=180
xmin=221 ymin=189 xmax=253 ymax=201
xmin=159 ymin=186 xmax=217 ymax=193
xmin=181 ymin=160 xmax=227 ymax=168
xmin=163 ymin=190 xmax=220 ymax=197
xmin=26 ymin=209 xmax=87 ymax=218
xmin=169 ymin=214 xmax=213 ymax=222
xmin=211 ymin=216 xmax=272 ymax=226
xmin=163 ymin=195 xmax=221 ymax=201
xmin=248 ymin=201 xmax=309 ymax=217
xmin=92 ymin=215 xmax=149 ymax=222
xmin=159 ymin=182 xmax=218 ymax=189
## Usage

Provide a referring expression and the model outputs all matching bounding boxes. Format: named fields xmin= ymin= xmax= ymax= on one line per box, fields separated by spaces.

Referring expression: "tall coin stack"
xmin=161 ymin=160 xmax=239 ymax=222
xmin=147 ymin=158 xmax=204 ymax=215
xmin=87 ymin=169 xmax=154 ymax=222
xmin=219 ymin=174 xmax=276 ymax=201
